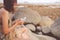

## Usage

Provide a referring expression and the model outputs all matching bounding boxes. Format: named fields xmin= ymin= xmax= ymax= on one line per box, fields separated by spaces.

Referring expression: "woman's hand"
xmin=12 ymin=19 xmax=24 ymax=25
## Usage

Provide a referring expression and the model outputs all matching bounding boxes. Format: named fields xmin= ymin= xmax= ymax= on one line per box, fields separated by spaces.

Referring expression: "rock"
xmin=36 ymin=35 xmax=57 ymax=40
xmin=39 ymin=16 xmax=54 ymax=27
xmin=38 ymin=16 xmax=54 ymax=34
xmin=36 ymin=26 xmax=42 ymax=31
xmin=30 ymin=32 xmax=56 ymax=40
xmin=41 ymin=26 xmax=51 ymax=34
xmin=50 ymin=17 xmax=60 ymax=38
xmin=38 ymin=32 xmax=43 ymax=35
xmin=14 ymin=7 xmax=41 ymax=25
xmin=15 ymin=25 xmax=39 ymax=40
xmin=15 ymin=25 xmax=56 ymax=40
xmin=25 ymin=24 xmax=36 ymax=31
xmin=23 ymin=27 xmax=56 ymax=40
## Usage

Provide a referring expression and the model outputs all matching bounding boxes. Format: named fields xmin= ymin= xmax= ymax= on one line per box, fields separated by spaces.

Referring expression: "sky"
xmin=0 ymin=0 xmax=60 ymax=4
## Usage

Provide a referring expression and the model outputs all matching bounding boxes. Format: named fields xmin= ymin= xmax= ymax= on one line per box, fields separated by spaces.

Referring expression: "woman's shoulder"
xmin=0 ymin=8 xmax=9 ymax=15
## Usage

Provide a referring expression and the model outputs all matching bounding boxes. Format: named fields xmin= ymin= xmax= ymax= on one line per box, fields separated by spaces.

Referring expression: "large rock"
xmin=15 ymin=25 xmax=56 ymax=40
xmin=35 ymin=35 xmax=56 ymax=40
xmin=25 ymin=24 xmax=36 ymax=31
xmin=28 ymin=30 xmax=56 ymax=40
xmin=50 ymin=17 xmax=60 ymax=38
xmin=39 ymin=16 xmax=54 ymax=27
xmin=41 ymin=26 xmax=51 ymax=34
xmin=14 ymin=25 xmax=39 ymax=40
xmin=14 ymin=7 xmax=41 ymax=25
xmin=39 ymin=16 xmax=54 ymax=34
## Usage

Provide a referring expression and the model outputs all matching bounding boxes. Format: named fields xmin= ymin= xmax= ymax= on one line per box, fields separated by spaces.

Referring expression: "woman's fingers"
xmin=19 ymin=20 xmax=24 ymax=25
xmin=13 ymin=19 xmax=24 ymax=25
xmin=15 ymin=19 xmax=24 ymax=25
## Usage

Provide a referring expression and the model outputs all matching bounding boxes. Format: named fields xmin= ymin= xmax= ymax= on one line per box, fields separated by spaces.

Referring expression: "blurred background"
xmin=0 ymin=0 xmax=60 ymax=5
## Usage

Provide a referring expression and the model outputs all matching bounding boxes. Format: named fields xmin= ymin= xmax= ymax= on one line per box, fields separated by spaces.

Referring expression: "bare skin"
xmin=0 ymin=8 xmax=24 ymax=35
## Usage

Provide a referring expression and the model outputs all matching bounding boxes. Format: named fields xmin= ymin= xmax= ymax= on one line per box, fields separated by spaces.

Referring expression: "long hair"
xmin=4 ymin=0 xmax=17 ymax=12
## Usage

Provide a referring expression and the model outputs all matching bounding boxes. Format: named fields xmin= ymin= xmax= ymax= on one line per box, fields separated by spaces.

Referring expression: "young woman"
xmin=0 ymin=0 xmax=24 ymax=40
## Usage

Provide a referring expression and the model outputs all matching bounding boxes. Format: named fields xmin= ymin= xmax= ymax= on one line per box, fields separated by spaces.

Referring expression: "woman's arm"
xmin=2 ymin=8 xmax=24 ymax=35
xmin=2 ymin=8 xmax=9 ymax=34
